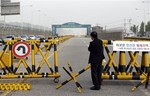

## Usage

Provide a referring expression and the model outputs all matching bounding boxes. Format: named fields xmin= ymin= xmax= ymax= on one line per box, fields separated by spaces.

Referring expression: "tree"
xmin=130 ymin=25 xmax=138 ymax=34
xmin=146 ymin=21 xmax=150 ymax=31
xmin=139 ymin=22 xmax=145 ymax=35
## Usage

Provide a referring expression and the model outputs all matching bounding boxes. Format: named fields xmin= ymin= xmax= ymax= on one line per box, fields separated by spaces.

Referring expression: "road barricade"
xmin=102 ymin=40 xmax=149 ymax=80
xmin=0 ymin=39 xmax=60 ymax=81
xmin=57 ymin=40 xmax=150 ymax=92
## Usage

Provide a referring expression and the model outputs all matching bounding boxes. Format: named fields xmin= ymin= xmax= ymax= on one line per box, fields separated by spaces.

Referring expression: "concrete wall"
xmin=98 ymin=32 xmax=124 ymax=40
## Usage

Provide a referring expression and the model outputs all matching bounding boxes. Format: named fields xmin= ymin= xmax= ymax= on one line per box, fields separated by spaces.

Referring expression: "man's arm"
xmin=88 ymin=42 xmax=93 ymax=52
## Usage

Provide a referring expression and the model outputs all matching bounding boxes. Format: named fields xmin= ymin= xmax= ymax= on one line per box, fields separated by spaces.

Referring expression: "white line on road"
xmin=82 ymin=40 xmax=89 ymax=47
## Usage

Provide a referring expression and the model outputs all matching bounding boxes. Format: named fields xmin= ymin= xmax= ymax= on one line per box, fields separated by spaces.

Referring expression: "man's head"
xmin=90 ymin=31 xmax=98 ymax=40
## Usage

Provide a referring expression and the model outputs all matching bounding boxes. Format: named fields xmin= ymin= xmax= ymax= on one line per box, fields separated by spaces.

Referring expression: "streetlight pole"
xmin=31 ymin=10 xmax=41 ymax=34
xmin=135 ymin=8 xmax=146 ymax=33
xmin=142 ymin=0 xmax=150 ymax=21
xmin=38 ymin=10 xmax=41 ymax=34
xmin=21 ymin=5 xmax=33 ymax=35
xmin=43 ymin=14 xmax=48 ymax=36
xmin=3 ymin=15 xmax=6 ymax=38
xmin=31 ymin=10 xmax=41 ymax=35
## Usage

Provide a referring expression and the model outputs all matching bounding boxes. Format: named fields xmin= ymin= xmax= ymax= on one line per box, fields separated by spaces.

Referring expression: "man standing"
xmin=88 ymin=31 xmax=104 ymax=90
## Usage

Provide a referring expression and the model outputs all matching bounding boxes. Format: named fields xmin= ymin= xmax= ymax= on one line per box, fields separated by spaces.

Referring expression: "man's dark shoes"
xmin=90 ymin=86 xmax=100 ymax=90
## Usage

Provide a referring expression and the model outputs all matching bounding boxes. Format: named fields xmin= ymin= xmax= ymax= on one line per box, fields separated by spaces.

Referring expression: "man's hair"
xmin=90 ymin=31 xmax=98 ymax=38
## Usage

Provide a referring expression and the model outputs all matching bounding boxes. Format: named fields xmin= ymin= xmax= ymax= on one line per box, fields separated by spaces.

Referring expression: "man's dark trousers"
xmin=91 ymin=61 xmax=102 ymax=89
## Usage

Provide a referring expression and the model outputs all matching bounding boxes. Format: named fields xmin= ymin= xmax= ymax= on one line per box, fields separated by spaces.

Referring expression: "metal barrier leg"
xmin=104 ymin=49 xmax=118 ymax=73
xmin=141 ymin=52 xmax=145 ymax=72
xmin=21 ymin=59 xmax=32 ymax=73
xmin=131 ymin=65 xmax=149 ymax=91
xmin=63 ymin=66 xmax=82 ymax=92
xmin=132 ymin=79 xmax=146 ymax=92
xmin=68 ymin=63 xmax=82 ymax=88
xmin=56 ymin=65 xmax=91 ymax=90
xmin=9 ymin=44 xmax=13 ymax=72
xmin=0 ymin=45 xmax=12 ymax=73
xmin=54 ymin=42 xmax=59 ymax=75
xmin=128 ymin=52 xmax=140 ymax=73
xmin=141 ymin=52 xmax=149 ymax=73
xmin=126 ymin=60 xmax=132 ymax=72
xmin=13 ymin=59 xmax=22 ymax=73
xmin=31 ymin=43 xmax=35 ymax=72
xmin=36 ymin=44 xmax=54 ymax=73
xmin=145 ymin=69 xmax=150 ymax=89
xmin=119 ymin=51 xmax=126 ymax=75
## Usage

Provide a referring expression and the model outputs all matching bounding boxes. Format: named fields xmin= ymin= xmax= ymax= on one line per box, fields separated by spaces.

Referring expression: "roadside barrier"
xmin=0 ymin=36 xmax=73 ymax=90
xmin=57 ymin=39 xmax=150 ymax=92
xmin=124 ymin=37 xmax=150 ymax=41
xmin=0 ymin=39 xmax=60 ymax=79
xmin=56 ymin=61 xmax=105 ymax=92
xmin=102 ymin=40 xmax=148 ymax=80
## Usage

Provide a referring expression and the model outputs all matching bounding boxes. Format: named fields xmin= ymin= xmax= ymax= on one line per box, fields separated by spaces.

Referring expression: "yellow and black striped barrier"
xmin=0 ymin=36 xmax=72 ymax=81
xmin=0 ymin=36 xmax=73 ymax=91
xmin=132 ymin=68 xmax=150 ymax=92
xmin=124 ymin=37 xmax=150 ymax=41
xmin=57 ymin=39 xmax=150 ymax=92
xmin=0 ymin=83 xmax=31 ymax=90
xmin=56 ymin=64 xmax=91 ymax=92
xmin=0 ymin=39 xmax=59 ymax=79
xmin=62 ymin=64 xmax=82 ymax=92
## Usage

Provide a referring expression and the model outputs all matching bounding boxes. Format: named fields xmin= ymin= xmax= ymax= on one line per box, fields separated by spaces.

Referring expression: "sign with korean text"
xmin=113 ymin=41 xmax=150 ymax=51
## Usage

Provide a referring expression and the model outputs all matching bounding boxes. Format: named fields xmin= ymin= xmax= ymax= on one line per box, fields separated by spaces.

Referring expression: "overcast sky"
xmin=1 ymin=0 xmax=150 ymax=28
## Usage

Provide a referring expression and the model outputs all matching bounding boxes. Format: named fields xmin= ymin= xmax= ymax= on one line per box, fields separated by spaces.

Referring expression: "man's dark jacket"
xmin=88 ymin=38 xmax=104 ymax=64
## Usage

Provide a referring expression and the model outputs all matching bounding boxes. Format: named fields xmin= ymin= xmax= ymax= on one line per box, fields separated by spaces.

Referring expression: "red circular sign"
xmin=12 ymin=42 xmax=30 ymax=58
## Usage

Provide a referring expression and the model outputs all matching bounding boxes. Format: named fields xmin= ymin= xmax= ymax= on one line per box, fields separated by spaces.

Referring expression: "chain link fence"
xmin=0 ymin=22 xmax=51 ymax=38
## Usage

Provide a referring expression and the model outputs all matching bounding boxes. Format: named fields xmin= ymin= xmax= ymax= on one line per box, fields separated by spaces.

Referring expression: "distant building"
xmin=92 ymin=26 xmax=103 ymax=33
xmin=106 ymin=27 xmax=136 ymax=37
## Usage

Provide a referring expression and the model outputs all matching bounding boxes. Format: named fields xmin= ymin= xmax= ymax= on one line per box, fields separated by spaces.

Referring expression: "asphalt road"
xmin=0 ymin=37 xmax=150 ymax=96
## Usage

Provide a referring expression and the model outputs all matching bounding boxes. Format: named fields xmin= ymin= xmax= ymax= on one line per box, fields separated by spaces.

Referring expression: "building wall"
xmin=56 ymin=28 xmax=87 ymax=36
xmin=98 ymin=32 xmax=124 ymax=40
xmin=92 ymin=26 xmax=103 ymax=33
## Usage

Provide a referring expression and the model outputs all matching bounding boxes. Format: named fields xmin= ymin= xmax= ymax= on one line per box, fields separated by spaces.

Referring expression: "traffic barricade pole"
xmin=31 ymin=42 xmax=36 ymax=72
xmin=8 ymin=42 xmax=13 ymax=72
xmin=54 ymin=40 xmax=59 ymax=75
xmin=141 ymin=52 xmax=149 ymax=73
xmin=119 ymin=51 xmax=126 ymax=75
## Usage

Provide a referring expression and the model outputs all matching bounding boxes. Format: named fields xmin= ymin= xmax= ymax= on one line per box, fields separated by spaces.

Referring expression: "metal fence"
xmin=0 ymin=23 xmax=51 ymax=38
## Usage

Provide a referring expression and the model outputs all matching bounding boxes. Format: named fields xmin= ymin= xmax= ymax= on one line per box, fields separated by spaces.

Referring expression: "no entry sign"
xmin=12 ymin=42 xmax=30 ymax=58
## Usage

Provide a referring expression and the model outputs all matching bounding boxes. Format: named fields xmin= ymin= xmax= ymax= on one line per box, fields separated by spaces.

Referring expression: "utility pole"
xmin=124 ymin=19 xmax=126 ymax=37
xmin=4 ymin=15 xmax=6 ymax=38
xmin=105 ymin=25 xmax=107 ymax=32
xmin=128 ymin=18 xmax=132 ymax=30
